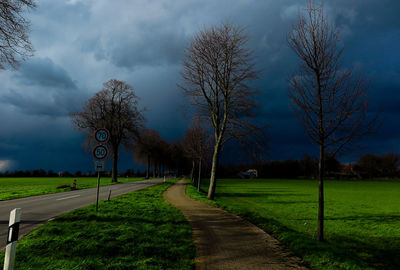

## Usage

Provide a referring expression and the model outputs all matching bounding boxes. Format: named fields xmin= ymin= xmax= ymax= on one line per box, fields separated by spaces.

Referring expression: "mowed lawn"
xmin=191 ymin=178 xmax=400 ymax=269
xmin=0 ymin=180 xmax=195 ymax=269
xmin=0 ymin=177 xmax=144 ymax=200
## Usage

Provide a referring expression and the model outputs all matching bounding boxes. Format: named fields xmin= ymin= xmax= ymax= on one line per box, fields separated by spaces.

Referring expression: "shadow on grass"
xmin=236 ymin=212 xmax=383 ymax=269
xmin=326 ymin=214 xmax=400 ymax=223
xmin=55 ymin=212 xmax=189 ymax=226
xmin=193 ymin=183 xmax=399 ymax=269
xmin=223 ymin=206 xmax=400 ymax=269
xmin=266 ymin=200 xmax=316 ymax=205
xmin=329 ymin=234 xmax=400 ymax=269
xmin=215 ymin=192 xmax=312 ymax=198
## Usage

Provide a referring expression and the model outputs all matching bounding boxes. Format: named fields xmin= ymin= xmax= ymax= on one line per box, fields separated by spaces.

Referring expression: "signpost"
xmin=94 ymin=161 xmax=105 ymax=172
xmin=93 ymin=128 xmax=109 ymax=212
xmin=4 ymin=208 xmax=21 ymax=270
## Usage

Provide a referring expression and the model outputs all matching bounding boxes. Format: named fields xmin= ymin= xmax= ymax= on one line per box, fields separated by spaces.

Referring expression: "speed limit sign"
xmin=95 ymin=128 xmax=109 ymax=143
xmin=93 ymin=145 xmax=108 ymax=159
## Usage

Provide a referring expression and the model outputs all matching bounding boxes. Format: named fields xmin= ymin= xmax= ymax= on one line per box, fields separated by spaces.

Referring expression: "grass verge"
xmin=0 ymin=179 xmax=195 ymax=269
xmin=0 ymin=177 xmax=145 ymax=200
xmin=187 ymin=178 xmax=400 ymax=269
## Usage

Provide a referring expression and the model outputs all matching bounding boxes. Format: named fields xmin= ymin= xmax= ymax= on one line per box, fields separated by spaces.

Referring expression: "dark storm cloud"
xmin=100 ymin=26 xmax=186 ymax=69
xmin=1 ymin=88 xmax=85 ymax=117
xmin=14 ymin=57 xmax=77 ymax=89
xmin=0 ymin=0 xmax=398 ymax=172
xmin=0 ymin=57 xmax=86 ymax=117
xmin=1 ymin=89 xmax=69 ymax=116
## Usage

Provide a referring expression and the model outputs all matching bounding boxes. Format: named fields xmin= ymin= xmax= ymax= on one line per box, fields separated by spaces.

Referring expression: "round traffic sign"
xmin=95 ymin=128 xmax=109 ymax=143
xmin=93 ymin=145 xmax=108 ymax=159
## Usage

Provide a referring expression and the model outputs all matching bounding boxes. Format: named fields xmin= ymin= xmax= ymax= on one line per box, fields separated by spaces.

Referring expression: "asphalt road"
xmin=0 ymin=178 xmax=164 ymax=250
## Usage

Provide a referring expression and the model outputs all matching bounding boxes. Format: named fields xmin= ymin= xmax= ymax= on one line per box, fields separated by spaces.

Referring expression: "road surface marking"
xmin=56 ymin=195 xmax=81 ymax=201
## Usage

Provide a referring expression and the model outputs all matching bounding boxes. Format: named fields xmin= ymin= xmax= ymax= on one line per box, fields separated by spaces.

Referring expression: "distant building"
xmin=238 ymin=169 xmax=258 ymax=179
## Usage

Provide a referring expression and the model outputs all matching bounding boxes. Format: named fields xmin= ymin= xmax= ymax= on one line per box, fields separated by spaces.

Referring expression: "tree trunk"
xmin=112 ymin=146 xmax=118 ymax=183
xmin=317 ymin=72 xmax=325 ymax=242
xmin=146 ymin=154 xmax=150 ymax=179
xmin=153 ymin=162 xmax=156 ymax=178
xmin=190 ymin=160 xmax=195 ymax=183
xmin=208 ymin=141 xmax=221 ymax=200
xmin=317 ymin=142 xmax=325 ymax=241
xmin=197 ymin=158 xmax=202 ymax=192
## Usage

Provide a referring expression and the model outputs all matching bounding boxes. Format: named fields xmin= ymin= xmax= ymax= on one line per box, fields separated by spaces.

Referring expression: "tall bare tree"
xmin=181 ymin=22 xmax=264 ymax=200
xmin=0 ymin=0 xmax=36 ymax=70
xmin=182 ymin=123 xmax=211 ymax=191
xmin=133 ymin=128 xmax=164 ymax=179
xmin=287 ymin=1 xmax=377 ymax=241
xmin=169 ymin=139 xmax=189 ymax=177
xmin=70 ymin=79 xmax=145 ymax=182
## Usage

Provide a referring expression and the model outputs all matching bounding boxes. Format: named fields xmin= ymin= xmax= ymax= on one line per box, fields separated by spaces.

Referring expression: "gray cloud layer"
xmin=0 ymin=0 xmax=398 ymax=171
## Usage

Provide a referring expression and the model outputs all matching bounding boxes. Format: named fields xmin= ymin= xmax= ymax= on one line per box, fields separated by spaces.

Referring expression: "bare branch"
xmin=0 ymin=0 xmax=36 ymax=69
xmin=287 ymin=0 xmax=379 ymax=242
xmin=70 ymin=79 xmax=146 ymax=182
xmin=180 ymin=22 xmax=265 ymax=200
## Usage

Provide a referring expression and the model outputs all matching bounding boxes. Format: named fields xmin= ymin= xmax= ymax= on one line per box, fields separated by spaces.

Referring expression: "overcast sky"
xmin=0 ymin=0 xmax=399 ymax=172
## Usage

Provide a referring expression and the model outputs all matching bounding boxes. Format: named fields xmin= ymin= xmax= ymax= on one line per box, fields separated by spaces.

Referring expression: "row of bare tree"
xmin=2 ymin=0 xmax=381 ymax=243
xmin=132 ymin=124 xmax=213 ymax=186
xmin=133 ymin=128 xmax=188 ymax=179
xmin=69 ymin=82 xmax=212 ymax=183
xmin=180 ymin=1 xmax=378 ymax=242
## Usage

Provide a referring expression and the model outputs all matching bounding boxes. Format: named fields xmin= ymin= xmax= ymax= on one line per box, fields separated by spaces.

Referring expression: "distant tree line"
xmin=0 ymin=168 xmax=146 ymax=178
xmin=133 ymin=128 xmax=191 ymax=178
xmin=216 ymin=152 xmax=400 ymax=180
xmin=1 ymin=152 xmax=397 ymax=181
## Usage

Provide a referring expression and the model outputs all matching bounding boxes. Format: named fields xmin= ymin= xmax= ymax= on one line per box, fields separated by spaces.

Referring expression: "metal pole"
xmin=4 ymin=208 xmax=21 ymax=270
xmin=96 ymin=171 xmax=100 ymax=212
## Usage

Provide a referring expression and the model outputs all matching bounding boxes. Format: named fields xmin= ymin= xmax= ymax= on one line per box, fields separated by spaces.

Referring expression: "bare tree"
xmin=0 ymin=0 xmax=36 ymax=69
xmin=70 ymin=79 xmax=145 ymax=182
xmin=182 ymin=123 xmax=212 ymax=191
xmin=287 ymin=1 xmax=377 ymax=241
xmin=181 ymin=22 xmax=264 ymax=200
xmin=133 ymin=128 xmax=165 ymax=179
xmin=169 ymin=139 xmax=190 ymax=177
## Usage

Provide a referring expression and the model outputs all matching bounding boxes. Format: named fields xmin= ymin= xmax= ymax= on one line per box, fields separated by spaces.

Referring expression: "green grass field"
xmin=0 ymin=179 xmax=195 ymax=269
xmin=0 ymin=176 xmax=144 ymax=200
xmin=187 ymin=178 xmax=400 ymax=269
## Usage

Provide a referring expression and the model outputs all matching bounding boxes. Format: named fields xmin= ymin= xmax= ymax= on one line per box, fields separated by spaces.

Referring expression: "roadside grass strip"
xmin=0 ymin=180 xmax=195 ymax=269
xmin=0 ymin=177 xmax=144 ymax=200
xmin=186 ymin=178 xmax=400 ymax=269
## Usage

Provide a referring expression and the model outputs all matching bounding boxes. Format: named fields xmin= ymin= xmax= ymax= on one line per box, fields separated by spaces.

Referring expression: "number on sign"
xmin=93 ymin=145 xmax=107 ymax=159
xmin=95 ymin=128 xmax=109 ymax=143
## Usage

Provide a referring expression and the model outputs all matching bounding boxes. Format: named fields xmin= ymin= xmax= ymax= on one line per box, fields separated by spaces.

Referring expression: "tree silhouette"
xmin=181 ymin=22 xmax=264 ymax=200
xmin=70 ymin=79 xmax=145 ymax=182
xmin=287 ymin=1 xmax=377 ymax=241
xmin=0 ymin=0 xmax=36 ymax=70
xmin=182 ymin=123 xmax=212 ymax=191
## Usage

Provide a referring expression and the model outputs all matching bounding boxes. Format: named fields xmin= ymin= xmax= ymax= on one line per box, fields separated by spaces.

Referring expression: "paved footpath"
xmin=164 ymin=180 xmax=308 ymax=270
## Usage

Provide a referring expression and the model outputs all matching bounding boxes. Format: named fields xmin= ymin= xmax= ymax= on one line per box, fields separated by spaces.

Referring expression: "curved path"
xmin=164 ymin=179 xmax=308 ymax=270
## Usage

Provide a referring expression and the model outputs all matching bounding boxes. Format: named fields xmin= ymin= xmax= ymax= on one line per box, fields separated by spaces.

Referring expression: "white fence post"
xmin=4 ymin=208 xmax=21 ymax=270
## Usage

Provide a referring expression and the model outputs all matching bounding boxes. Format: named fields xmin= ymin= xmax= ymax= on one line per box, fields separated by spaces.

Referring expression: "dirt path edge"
xmin=163 ymin=179 xmax=308 ymax=270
